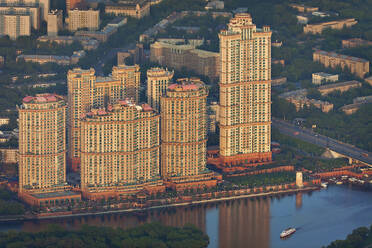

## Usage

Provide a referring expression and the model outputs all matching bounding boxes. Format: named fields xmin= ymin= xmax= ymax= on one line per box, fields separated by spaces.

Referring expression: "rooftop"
xmin=168 ymin=78 xmax=204 ymax=91
xmin=31 ymin=191 xmax=80 ymax=199
xmin=314 ymin=50 xmax=368 ymax=63
xmin=22 ymin=94 xmax=64 ymax=104
xmin=318 ymin=80 xmax=361 ymax=90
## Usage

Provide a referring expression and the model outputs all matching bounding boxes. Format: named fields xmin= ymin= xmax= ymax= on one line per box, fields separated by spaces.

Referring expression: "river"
xmin=1 ymin=185 xmax=372 ymax=248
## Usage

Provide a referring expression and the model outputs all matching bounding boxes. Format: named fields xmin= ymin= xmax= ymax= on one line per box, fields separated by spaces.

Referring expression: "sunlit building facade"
xmin=80 ymin=101 xmax=163 ymax=199
xmin=18 ymin=94 xmax=67 ymax=193
xmin=161 ymin=78 xmax=217 ymax=189
xmin=112 ymin=64 xmax=141 ymax=104
xmin=218 ymin=13 xmax=272 ymax=166
xmin=146 ymin=67 xmax=174 ymax=112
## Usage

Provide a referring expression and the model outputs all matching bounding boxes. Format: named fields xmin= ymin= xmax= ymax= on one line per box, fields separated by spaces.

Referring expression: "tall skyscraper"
xmin=67 ymin=66 xmax=142 ymax=172
xmin=146 ymin=67 xmax=174 ymax=112
xmin=80 ymin=101 xmax=163 ymax=199
xmin=218 ymin=13 xmax=272 ymax=166
xmin=67 ymin=68 xmax=96 ymax=172
xmin=112 ymin=64 xmax=141 ymax=104
xmin=161 ymin=78 xmax=217 ymax=189
xmin=18 ymin=94 xmax=67 ymax=193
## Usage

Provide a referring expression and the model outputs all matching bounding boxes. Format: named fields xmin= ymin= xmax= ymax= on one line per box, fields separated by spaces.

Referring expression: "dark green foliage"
xmin=0 ymin=187 xmax=25 ymax=216
xmin=324 ymin=225 xmax=372 ymax=248
xmin=227 ymin=171 xmax=296 ymax=187
xmin=0 ymin=223 xmax=209 ymax=248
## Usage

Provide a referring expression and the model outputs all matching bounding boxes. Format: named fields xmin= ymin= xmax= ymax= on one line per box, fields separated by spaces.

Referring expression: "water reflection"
xmin=3 ymin=186 xmax=372 ymax=248
xmin=218 ymin=198 xmax=270 ymax=248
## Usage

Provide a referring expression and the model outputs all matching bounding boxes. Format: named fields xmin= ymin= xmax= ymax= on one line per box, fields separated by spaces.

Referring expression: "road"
xmin=272 ymin=118 xmax=372 ymax=166
xmin=93 ymin=43 xmax=136 ymax=76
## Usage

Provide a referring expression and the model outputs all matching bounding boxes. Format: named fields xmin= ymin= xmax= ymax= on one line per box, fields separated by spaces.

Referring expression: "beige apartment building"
xmin=0 ymin=12 xmax=31 ymax=40
xmin=318 ymin=80 xmax=362 ymax=95
xmin=67 ymin=68 xmax=96 ymax=172
xmin=0 ymin=5 xmax=40 ymax=30
xmin=289 ymin=4 xmax=318 ymax=13
xmin=342 ymin=38 xmax=372 ymax=48
xmin=47 ymin=9 xmax=63 ymax=36
xmin=80 ymin=101 xmax=164 ymax=199
xmin=111 ymin=64 xmax=141 ymax=104
xmin=150 ymin=40 xmax=220 ymax=81
xmin=161 ymin=78 xmax=217 ymax=189
xmin=18 ymin=94 xmax=67 ymax=193
xmin=105 ymin=0 xmax=150 ymax=19
xmin=313 ymin=50 xmax=369 ymax=78
xmin=218 ymin=13 xmax=272 ymax=166
xmin=0 ymin=148 xmax=18 ymax=164
xmin=304 ymin=18 xmax=357 ymax=34
xmin=146 ymin=67 xmax=174 ymax=112
xmin=3 ymin=0 xmax=49 ymax=21
xmin=67 ymin=66 xmax=140 ymax=172
xmin=67 ymin=9 xmax=99 ymax=32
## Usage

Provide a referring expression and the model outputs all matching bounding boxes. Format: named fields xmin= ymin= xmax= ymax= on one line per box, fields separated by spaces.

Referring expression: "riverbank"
xmin=0 ymin=186 xmax=319 ymax=222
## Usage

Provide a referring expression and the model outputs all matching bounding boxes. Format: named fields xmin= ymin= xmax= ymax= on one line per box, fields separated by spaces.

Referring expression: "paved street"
xmin=272 ymin=118 xmax=372 ymax=166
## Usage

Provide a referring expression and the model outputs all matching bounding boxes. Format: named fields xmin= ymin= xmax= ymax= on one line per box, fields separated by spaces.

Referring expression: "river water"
xmin=1 ymin=185 xmax=372 ymax=248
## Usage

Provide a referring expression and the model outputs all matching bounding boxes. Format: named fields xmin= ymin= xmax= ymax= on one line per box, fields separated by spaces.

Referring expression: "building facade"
xmin=0 ymin=148 xmax=18 ymax=164
xmin=313 ymin=50 xmax=369 ymax=78
xmin=146 ymin=67 xmax=174 ymax=112
xmin=150 ymin=40 xmax=220 ymax=81
xmin=0 ymin=12 xmax=31 ymax=40
xmin=80 ymin=101 xmax=163 ymax=199
xmin=67 ymin=68 xmax=96 ymax=172
xmin=67 ymin=9 xmax=99 ymax=32
xmin=67 ymin=67 xmax=138 ymax=172
xmin=161 ymin=78 xmax=216 ymax=189
xmin=312 ymin=72 xmax=339 ymax=85
xmin=18 ymin=94 xmax=67 ymax=193
xmin=105 ymin=0 xmax=150 ymax=19
xmin=342 ymin=38 xmax=372 ymax=48
xmin=0 ymin=5 xmax=40 ymax=30
xmin=47 ymin=9 xmax=63 ymax=36
xmin=218 ymin=13 xmax=272 ymax=166
xmin=111 ymin=64 xmax=141 ymax=104
xmin=304 ymin=19 xmax=357 ymax=34
xmin=3 ymin=0 xmax=49 ymax=21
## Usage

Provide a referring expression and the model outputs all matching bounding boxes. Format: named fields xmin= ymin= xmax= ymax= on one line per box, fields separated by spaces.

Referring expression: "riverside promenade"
xmin=0 ymin=185 xmax=319 ymax=222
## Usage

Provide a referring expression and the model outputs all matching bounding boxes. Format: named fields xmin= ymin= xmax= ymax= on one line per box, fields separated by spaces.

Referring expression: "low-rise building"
xmin=105 ymin=0 xmax=150 ymax=19
xmin=312 ymin=72 xmax=339 ymax=85
xmin=150 ymin=39 xmax=220 ymax=81
xmin=0 ymin=148 xmax=18 ymax=164
xmin=0 ymin=118 xmax=10 ymax=126
xmin=340 ymin=95 xmax=372 ymax=115
xmin=67 ymin=9 xmax=100 ymax=32
xmin=318 ymin=80 xmax=362 ymax=95
xmin=17 ymin=50 xmax=86 ymax=65
xmin=313 ymin=50 xmax=369 ymax=78
xmin=271 ymin=77 xmax=287 ymax=86
xmin=0 ymin=131 xmax=13 ymax=143
xmin=279 ymin=89 xmax=334 ymax=113
xmin=296 ymin=14 xmax=309 ymax=24
xmin=37 ymin=36 xmax=100 ymax=50
xmin=304 ymin=18 xmax=357 ymax=34
xmin=365 ymin=76 xmax=372 ymax=86
xmin=74 ymin=17 xmax=127 ymax=42
xmin=289 ymin=4 xmax=319 ymax=13
xmin=342 ymin=38 xmax=372 ymax=48
xmin=205 ymin=0 xmax=224 ymax=10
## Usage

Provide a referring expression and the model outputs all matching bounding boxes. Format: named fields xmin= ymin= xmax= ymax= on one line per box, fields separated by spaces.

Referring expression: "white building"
xmin=312 ymin=72 xmax=339 ymax=85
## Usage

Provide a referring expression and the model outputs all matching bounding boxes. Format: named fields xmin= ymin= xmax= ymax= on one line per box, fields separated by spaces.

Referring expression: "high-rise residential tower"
xmin=80 ymin=101 xmax=164 ymax=199
xmin=218 ymin=13 xmax=272 ymax=166
xmin=112 ymin=64 xmax=141 ymax=104
xmin=146 ymin=67 xmax=174 ymax=112
xmin=67 ymin=67 xmax=141 ymax=172
xmin=161 ymin=78 xmax=217 ymax=189
xmin=67 ymin=68 xmax=96 ymax=172
xmin=18 ymin=94 xmax=67 ymax=193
